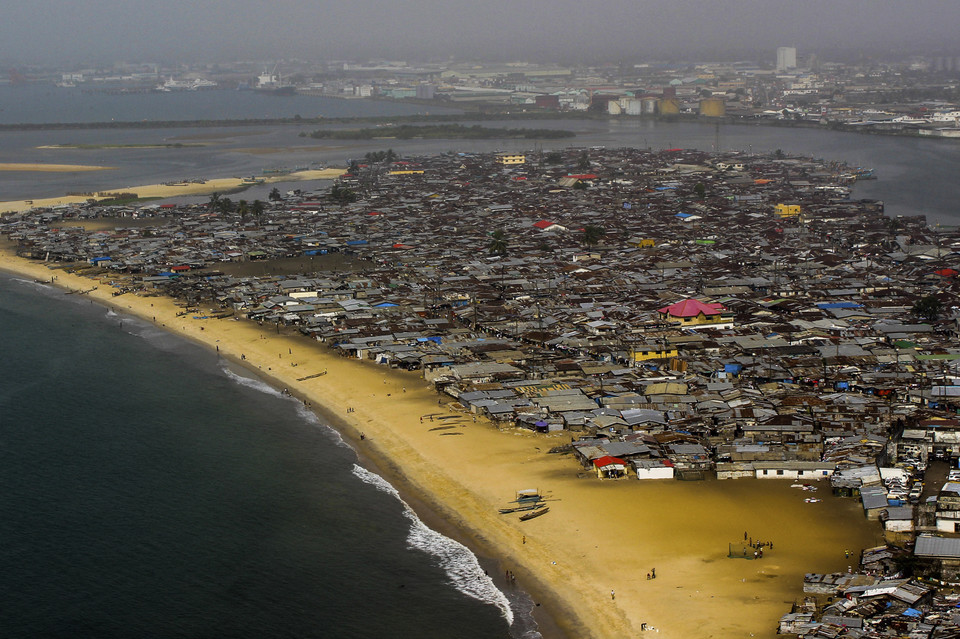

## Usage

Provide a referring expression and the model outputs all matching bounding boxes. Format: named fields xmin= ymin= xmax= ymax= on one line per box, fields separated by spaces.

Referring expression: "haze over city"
xmin=5 ymin=0 xmax=960 ymax=64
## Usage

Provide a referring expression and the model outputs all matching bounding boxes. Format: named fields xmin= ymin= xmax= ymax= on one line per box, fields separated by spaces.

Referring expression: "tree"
xmin=251 ymin=200 xmax=266 ymax=227
xmin=545 ymin=151 xmax=563 ymax=165
xmin=913 ymin=296 xmax=943 ymax=321
xmin=236 ymin=199 xmax=249 ymax=221
xmin=583 ymin=225 xmax=605 ymax=247
xmin=218 ymin=197 xmax=234 ymax=214
xmin=488 ymin=229 xmax=508 ymax=257
xmin=577 ymin=151 xmax=590 ymax=170
xmin=329 ymin=184 xmax=357 ymax=204
xmin=208 ymin=191 xmax=221 ymax=211
xmin=268 ymin=187 xmax=282 ymax=201
xmin=694 ymin=182 xmax=706 ymax=199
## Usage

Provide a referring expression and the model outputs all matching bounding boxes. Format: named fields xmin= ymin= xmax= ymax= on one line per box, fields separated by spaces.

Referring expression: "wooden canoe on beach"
xmin=499 ymin=503 xmax=545 ymax=515
xmin=519 ymin=506 xmax=549 ymax=521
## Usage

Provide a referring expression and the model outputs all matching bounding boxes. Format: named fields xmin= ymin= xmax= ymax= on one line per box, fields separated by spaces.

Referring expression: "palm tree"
xmin=208 ymin=191 xmax=221 ymax=211
xmin=488 ymin=229 xmax=508 ymax=256
xmin=236 ymin=199 xmax=249 ymax=221
xmin=251 ymin=200 xmax=266 ymax=227
xmin=583 ymin=225 xmax=605 ymax=247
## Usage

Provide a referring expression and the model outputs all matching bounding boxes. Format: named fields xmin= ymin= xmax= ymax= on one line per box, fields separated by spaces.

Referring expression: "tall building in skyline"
xmin=777 ymin=46 xmax=797 ymax=72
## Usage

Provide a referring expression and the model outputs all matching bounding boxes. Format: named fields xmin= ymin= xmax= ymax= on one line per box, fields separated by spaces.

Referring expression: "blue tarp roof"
xmin=817 ymin=302 xmax=863 ymax=309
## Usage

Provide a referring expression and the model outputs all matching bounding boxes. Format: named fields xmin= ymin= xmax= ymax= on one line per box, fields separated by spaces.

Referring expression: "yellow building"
xmin=630 ymin=344 xmax=679 ymax=364
xmin=497 ymin=154 xmax=526 ymax=165
xmin=775 ymin=203 xmax=801 ymax=218
xmin=388 ymin=170 xmax=425 ymax=175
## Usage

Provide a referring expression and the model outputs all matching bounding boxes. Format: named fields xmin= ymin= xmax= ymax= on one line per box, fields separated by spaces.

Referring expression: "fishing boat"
xmin=510 ymin=488 xmax=543 ymax=504
xmin=519 ymin=506 xmax=549 ymax=521
xmin=499 ymin=503 xmax=545 ymax=515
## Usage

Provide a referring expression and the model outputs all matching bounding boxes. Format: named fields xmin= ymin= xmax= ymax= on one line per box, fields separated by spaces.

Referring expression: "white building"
xmin=777 ymin=47 xmax=797 ymax=72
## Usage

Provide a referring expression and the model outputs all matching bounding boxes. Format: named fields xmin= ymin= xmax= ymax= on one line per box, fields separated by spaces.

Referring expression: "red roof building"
xmin=592 ymin=455 xmax=628 ymax=479
xmin=657 ymin=299 xmax=731 ymax=328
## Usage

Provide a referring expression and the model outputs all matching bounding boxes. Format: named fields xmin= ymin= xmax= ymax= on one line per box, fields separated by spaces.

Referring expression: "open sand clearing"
xmin=0 ymin=162 xmax=117 ymax=172
xmin=0 ymin=250 xmax=885 ymax=639
xmin=0 ymin=168 xmax=346 ymax=214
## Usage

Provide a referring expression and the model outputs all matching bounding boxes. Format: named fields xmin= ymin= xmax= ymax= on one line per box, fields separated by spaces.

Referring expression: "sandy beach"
xmin=0 ymin=168 xmax=345 ymax=214
xmin=0 ymin=249 xmax=886 ymax=639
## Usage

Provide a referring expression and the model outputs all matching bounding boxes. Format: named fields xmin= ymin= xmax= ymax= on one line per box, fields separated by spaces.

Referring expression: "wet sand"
xmin=0 ymin=250 xmax=885 ymax=639
xmin=0 ymin=168 xmax=345 ymax=214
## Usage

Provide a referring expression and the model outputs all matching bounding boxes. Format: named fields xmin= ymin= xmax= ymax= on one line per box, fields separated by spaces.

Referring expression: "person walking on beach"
xmin=610 ymin=589 xmax=615 ymax=600
xmin=650 ymin=567 xmax=655 ymax=579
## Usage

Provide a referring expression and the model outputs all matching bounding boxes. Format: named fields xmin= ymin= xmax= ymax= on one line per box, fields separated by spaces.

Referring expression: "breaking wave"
xmin=220 ymin=366 xmax=285 ymax=397
xmin=351 ymin=464 xmax=516 ymax=628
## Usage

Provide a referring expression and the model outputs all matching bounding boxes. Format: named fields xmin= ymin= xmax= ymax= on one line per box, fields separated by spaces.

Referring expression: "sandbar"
xmin=0 ymin=168 xmax=346 ymax=215
xmin=0 ymin=162 xmax=117 ymax=172
xmin=0 ymin=248 xmax=885 ymax=639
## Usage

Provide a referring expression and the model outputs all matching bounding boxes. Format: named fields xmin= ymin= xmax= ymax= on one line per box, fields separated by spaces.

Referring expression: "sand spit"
xmin=0 ymin=168 xmax=346 ymax=215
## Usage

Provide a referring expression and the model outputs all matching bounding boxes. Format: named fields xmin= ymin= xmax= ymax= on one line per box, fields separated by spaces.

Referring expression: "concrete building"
xmin=777 ymin=47 xmax=797 ymax=73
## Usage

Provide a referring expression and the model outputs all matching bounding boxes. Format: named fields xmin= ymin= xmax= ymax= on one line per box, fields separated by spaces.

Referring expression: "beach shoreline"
xmin=0 ymin=249 xmax=585 ymax=639
xmin=0 ymin=168 xmax=346 ymax=214
xmin=0 ymin=246 xmax=886 ymax=639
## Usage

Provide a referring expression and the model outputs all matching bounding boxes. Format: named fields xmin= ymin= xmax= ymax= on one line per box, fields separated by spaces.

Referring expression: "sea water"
xmin=0 ymin=274 xmax=537 ymax=638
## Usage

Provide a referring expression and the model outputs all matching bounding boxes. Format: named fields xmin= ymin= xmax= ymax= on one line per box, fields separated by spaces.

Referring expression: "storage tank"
xmin=699 ymin=98 xmax=726 ymax=117
xmin=659 ymin=98 xmax=681 ymax=115
xmin=624 ymin=99 xmax=643 ymax=115
xmin=641 ymin=97 xmax=659 ymax=114
xmin=607 ymin=100 xmax=622 ymax=115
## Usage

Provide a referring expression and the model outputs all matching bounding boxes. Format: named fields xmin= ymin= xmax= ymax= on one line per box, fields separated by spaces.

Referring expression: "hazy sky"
xmin=5 ymin=0 xmax=960 ymax=65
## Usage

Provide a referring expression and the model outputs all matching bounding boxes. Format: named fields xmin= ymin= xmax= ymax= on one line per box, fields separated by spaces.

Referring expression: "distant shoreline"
xmin=0 ymin=110 xmax=951 ymax=143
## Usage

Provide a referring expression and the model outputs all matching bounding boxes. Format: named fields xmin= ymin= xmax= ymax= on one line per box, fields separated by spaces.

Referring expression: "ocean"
xmin=0 ymin=274 xmax=534 ymax=638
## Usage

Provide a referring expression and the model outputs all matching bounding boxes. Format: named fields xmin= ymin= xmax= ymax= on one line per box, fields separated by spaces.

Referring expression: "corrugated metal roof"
xmin=915 ymin=534 xmax=960 ymax=558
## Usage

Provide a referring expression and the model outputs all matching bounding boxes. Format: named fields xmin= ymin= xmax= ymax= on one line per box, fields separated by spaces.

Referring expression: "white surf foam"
xmin=220 ymin=366 xmax=285 ymax=397
xmin=351 ymin=464 xmax=514 ymax=626
xmin=10 ymin=277 xmax=50 ymax=290
xmin=219 ymin=366 xmax=350 ymax=448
